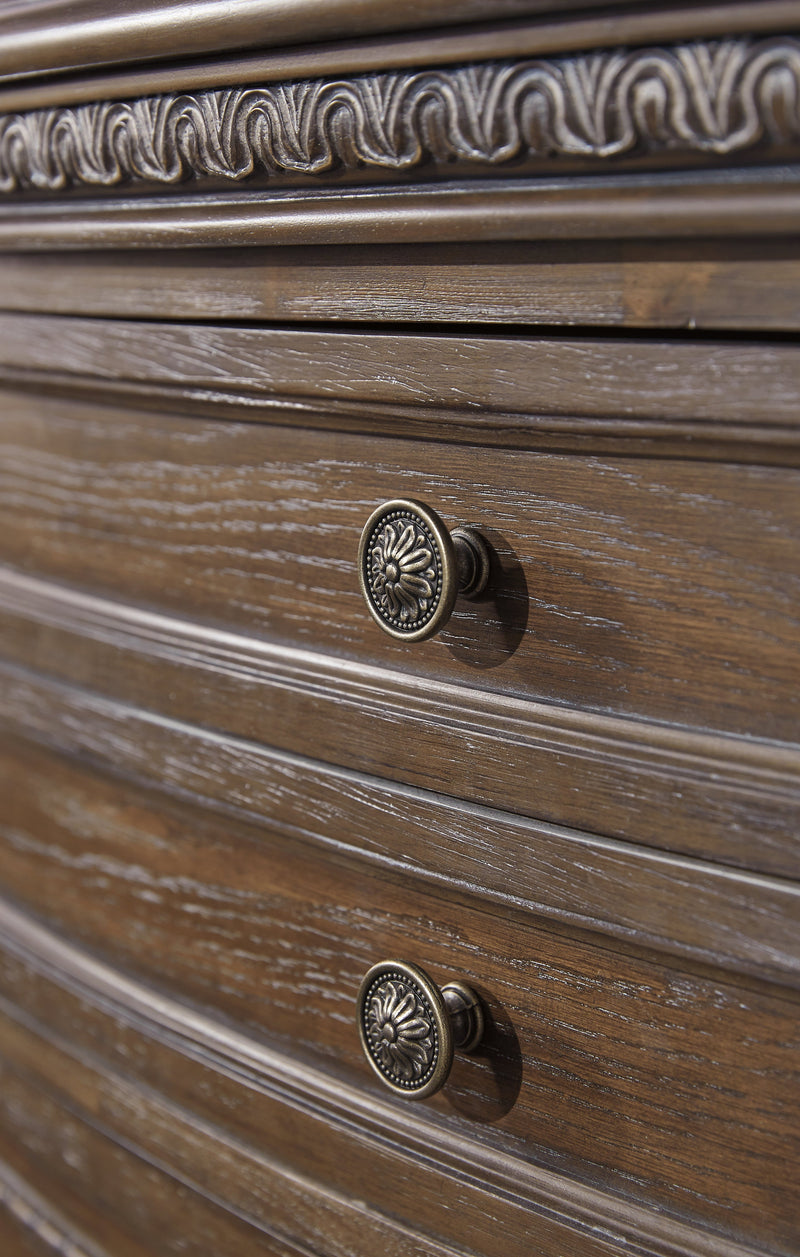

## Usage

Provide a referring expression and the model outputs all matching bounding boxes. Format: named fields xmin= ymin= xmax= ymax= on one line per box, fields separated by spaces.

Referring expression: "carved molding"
xmin=0 ymin=37 xmax=799 ymax=193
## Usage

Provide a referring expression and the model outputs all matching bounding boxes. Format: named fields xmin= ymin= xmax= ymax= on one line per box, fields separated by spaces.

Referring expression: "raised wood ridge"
xmin=1 ymin=170 xmax=798 ymax=252
xmin=1 ymin=566 xmax=797 ymax=879
xmin=1 ymin=313 xmax=800 ymax=462
xmin=2 ymin=2 xmax=798 ymax=114
xmin=2 ymin=655 xmax=799 ymax=985
xmin=0 ymin=1 xmax=668 ymax=85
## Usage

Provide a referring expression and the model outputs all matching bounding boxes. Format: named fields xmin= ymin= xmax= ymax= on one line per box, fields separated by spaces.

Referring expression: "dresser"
xmin=0 ymin=3 xmax=798 ymax=1255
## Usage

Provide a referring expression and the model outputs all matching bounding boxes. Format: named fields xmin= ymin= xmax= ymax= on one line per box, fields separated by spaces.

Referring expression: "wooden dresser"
xmin=0 ymin=3 xmax=798 ymax=1254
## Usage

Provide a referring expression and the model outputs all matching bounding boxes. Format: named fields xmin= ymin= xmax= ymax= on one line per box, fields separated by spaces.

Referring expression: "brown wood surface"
xmin=2 ymin=900 xmax=761 ymax=1257
xmin=2 ymin=684 xmax=798 ymax=982
xmin=2 ymin=173 xmax=800 ymax=252
xmin=2 ymin=566 xmax=797 ymax=877
xmin=0 ymin=0 xmax=654 ymax=83
xmin=3 ymin=313 xmax=798 ymax=429
xmin=0 ymin=954 xmax=778 ymax=1257
xmin=0 ymin=1152 xmax=126 ymax=1257
xmin=0 ymin=739 xmax=797 ymax=1249
xmin=0 ymin=1212 xmax=57 ymax=1257
xmin=2 ymin=240 xmax=800 ymax=331
xmin=1 ymin=391 xmax=798 ymax=740
xmin=1 ymin=312 xmax=799 ymax=463
xmin=6 ymin=905 xmax=764 ymax=1257
xmin=0 ymin=1075 xmax=311 ymax=1257
xmin=2 ymin=7 xmax=800 ymax=1248
xmin=1 ymin=1 xmax=795 ymax=113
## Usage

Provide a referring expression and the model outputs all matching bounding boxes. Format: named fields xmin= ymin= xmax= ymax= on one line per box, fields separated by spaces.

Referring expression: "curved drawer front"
xmin=0 ymin=726 xmax=797 ymax=1254
xmin=0 ymin=379 xmax=798 ymax=743
xmin=1 ymin=6 xmax=800 ymax=1256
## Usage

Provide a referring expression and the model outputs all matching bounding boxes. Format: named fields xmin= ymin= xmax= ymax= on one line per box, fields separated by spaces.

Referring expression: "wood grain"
xmin=0 ymin=1154 xmax=121 ymax=1257
xmin=0 ymin=745 xmax=797 ymax=1248
xmin=2 ymin=566 xmax=798 ymax=876
xmin=9 ymin=368 xmax=800 ymax=463
xmin=2 ymin=688 xmax=799 ymax=981
xmin=0 ymin=1068 xmax=318 ymax=1257
xmin=1 ymin=392 xmax=798 ymax=739
xmin=2 ymin=240 xmax=800 ymax=331
xmin=0 ymin=992 xmax=772 ymax=1257
xmin=1 ymin=898 xmax=764 ymax=1257
xmin=3 ymin=313 xmax=799 ymax=427
xmin=1 ymin=3 xmax=799 ymax=1255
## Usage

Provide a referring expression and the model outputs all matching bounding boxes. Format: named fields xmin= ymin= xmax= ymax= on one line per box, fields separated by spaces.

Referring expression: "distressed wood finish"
xmin=1 ymin=3 xmax=800 ymax=1255
xmin=0 ymin=902 xmax=772 ymax=1257
xmin=3 ymin=313 xmax=799 ymax=431
xmin=0 ymin=1073 xmax=310 ymax=1257
xmin=0 ymin=745 xmax=798 ymax=1250
xmin=2 ymin=683 xmax=799 ymax=981
xmin=3 ymin=240 xmax=800 ymax=331
xmin=1 ymin=390 xmax=798 ymax=740
xmin=1 ymin=567 xmax=798 ymax=876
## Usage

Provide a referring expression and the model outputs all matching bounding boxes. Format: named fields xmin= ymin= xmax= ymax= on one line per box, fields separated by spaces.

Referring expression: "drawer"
xmin=1 ymin=5 xmax=799 ymax=1256
xmin=0 ymin=907 xmax=764 ymax=1257
xmin=0 ymin=730 xmax=798 ymax=1253
xmin=1 ymin=383 xmax=799 ymax=743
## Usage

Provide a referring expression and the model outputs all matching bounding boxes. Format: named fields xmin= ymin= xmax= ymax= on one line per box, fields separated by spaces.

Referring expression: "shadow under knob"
xmin=356 ymin=960 xmax=484 ymax=1099
xmin=358 ymin=498 xmax=489 ymax=642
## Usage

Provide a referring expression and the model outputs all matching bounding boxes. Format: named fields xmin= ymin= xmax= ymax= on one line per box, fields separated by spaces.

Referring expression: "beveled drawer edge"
xmin=0 ymin=897 xmax=769 ymax=1257
xmin=4 ymin=366 xmax=800 ymax=465
xmin=3 ymin=660 xmax=800 ymax=987
xmin=1 ymin=565 xmax=797 ymax=876
xmin=4 ymin=313 xmax=799 ymax=427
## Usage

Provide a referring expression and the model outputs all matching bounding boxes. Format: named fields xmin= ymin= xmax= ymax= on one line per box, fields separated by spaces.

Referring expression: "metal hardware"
xmin=357 ymin=498 xmax=489 ymax=642
xmin=356 ymin=960 xmax=484 ymax=1099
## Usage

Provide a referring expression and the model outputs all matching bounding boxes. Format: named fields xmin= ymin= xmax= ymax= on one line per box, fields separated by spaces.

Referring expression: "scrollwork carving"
xmin=1 ymin=37 xmax=799 ymax=193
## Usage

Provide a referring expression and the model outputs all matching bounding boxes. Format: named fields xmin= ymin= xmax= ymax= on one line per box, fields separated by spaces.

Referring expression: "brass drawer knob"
xmin=356 ymin=960 xmax=484 ymax=1099
xmin=358 ymin=498 xmax=489 ymax=641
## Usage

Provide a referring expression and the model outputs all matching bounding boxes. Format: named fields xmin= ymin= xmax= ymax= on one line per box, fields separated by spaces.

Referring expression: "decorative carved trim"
xmin=0 ymin=37 xmax=799 ymax=194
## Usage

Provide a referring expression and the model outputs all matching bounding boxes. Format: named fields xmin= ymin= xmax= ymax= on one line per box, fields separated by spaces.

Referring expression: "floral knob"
xmin=356 ymin=960 xmax=484 ymax=1099
xmin=357 ymin=499 xmax=489 ymax=642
